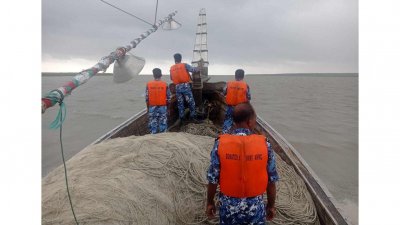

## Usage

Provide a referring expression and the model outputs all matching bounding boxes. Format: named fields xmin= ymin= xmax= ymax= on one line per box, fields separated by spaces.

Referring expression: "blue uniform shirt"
xmin=185 ymin=63 xmax=199 ymax=73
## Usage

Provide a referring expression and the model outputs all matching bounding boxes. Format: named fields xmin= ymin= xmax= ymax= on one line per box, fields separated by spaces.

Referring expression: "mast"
xmin=191 ymin=8 xmax=208 ymax=77
xmin=191 ymin=8 xmax=209 ymax=114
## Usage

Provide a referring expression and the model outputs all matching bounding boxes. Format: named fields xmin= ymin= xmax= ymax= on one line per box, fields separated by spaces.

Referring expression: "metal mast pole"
xmin=42 ymin=11 xmax=178 ymax=113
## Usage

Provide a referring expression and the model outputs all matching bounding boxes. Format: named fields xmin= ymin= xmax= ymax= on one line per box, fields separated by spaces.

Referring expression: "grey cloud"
xmin=42 ymin=0 xmax=358 ymax=72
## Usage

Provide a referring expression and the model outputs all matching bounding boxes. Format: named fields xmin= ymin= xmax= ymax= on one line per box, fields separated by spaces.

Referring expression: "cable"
xmin=100 ymin=0 xmax=153 ymax=26
xmin=154 ymin=0 xmax=159 ymax=25
xmin=59 ymin=103 xmax=79 ymax=225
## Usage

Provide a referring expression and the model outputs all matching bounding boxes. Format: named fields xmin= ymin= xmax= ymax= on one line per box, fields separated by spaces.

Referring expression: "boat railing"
xmin=90 ymin=108 xmax=148 ymax=145
xmin=256 ymin=116 xmax=352 ymax=225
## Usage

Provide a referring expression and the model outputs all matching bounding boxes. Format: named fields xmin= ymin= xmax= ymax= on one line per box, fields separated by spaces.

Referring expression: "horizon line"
xmin=41 ymin=72 xmax=359 ymax=76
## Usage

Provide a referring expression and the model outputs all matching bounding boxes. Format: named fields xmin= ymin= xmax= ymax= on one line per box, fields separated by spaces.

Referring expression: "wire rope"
xmin=154 ymin=0 xmax=159 ymax=25
xmin=100 ymin=0 xmax=154 ymax=26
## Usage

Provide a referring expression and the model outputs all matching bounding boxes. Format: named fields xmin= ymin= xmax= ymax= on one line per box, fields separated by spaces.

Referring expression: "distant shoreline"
xmin=42 ymin=72 xmax=358 ymax=77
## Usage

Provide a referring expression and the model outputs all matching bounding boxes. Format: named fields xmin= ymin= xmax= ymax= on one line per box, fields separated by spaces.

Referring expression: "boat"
xmin=90 ymin=90 xmax=350 ymax=225
xmin=88 ymin=9 xmax=350 ymax=225
xmin=42 ymin=7 xmax=351 ymax=225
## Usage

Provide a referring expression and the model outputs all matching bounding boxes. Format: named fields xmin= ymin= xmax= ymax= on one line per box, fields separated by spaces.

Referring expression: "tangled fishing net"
xmin=180 ymin=119 xmax=220 ymax=138
xmin=42 ymin=125 xmax=319 ymax=224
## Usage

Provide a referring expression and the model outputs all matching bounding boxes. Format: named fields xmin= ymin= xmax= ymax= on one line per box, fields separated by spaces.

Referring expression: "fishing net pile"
xmin=179 ymin=119 xmax=220 ymax=138
xmin=42 ymin=128 xmax=319 ymax=224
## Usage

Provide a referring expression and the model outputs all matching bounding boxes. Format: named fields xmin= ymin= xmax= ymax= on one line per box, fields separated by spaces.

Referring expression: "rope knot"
xmin=48 ymin=89 xmax=66 ymax=130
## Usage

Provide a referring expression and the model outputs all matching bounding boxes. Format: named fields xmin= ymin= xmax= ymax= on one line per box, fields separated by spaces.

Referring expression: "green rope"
xmin=56 ymin=102 xmax=79 ymax=225
xmin=49 ymin=102 xmax=66 ymax=129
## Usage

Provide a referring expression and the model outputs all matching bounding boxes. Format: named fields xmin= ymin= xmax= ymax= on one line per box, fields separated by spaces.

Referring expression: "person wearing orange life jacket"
xmin=206 ymin=102 xmax=279 ymax=224
xmin=170 ymin=53 xmax=199 ymax=121
xmin=222 ymin=69 xmax=251 ymax=133
xmin=145 ymin=68 xmax=171 ymax=134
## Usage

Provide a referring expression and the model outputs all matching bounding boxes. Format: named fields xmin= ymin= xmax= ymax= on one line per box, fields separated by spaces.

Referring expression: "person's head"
xmin=235 ymin=69 xmax=245 ymax=81
xmin=174 ymin=53 xmax=182 ymax=63
xmin=233 ymin=102 xmax=256 ymax=129
xmin=152 ymin=68 xmax=162 ymax=79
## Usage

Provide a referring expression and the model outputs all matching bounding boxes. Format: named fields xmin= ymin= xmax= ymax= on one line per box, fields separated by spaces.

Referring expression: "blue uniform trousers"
xmin=176 ymin=83 xmax=196 ymax=119
xmin=148 ymin=106 xmax=167 ymax=134
xmin=222 ymin=106 xmax=234 ymax=133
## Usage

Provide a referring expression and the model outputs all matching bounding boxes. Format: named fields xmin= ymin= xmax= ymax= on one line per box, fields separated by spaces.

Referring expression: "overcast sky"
xmin=42 ymin=0 xmax=358 ymax=75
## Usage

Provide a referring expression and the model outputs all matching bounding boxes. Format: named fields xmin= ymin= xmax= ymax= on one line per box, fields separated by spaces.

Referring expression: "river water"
xmin=42 ymin=73 xmax=358 ymax=224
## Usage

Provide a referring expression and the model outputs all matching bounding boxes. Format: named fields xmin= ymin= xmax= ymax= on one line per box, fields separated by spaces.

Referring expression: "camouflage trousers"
xmin=219 ymin=194 xmax=266 ymax=225
xmin=222 ymin=106 xmax=234 ymax=133
xmin=176 ymin=84 xmax=196 ymax=119
xmin=148 ymin=106 xmax=167 ymax=134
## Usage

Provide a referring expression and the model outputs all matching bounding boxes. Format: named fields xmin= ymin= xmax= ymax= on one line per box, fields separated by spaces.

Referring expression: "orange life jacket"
xmin=147 ymin=80 xmax=167 ymax=106
xmin=218 ymin=134 xmax=268 ymax=198
xmin=225 ymin=80 xmax=248 ymax=106
xmin=170 ymin=63 xmax=191 ymax=84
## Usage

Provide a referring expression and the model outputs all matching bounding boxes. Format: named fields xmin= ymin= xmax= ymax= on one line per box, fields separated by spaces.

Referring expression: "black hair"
xmin=174 ymin=53 xmax=182 ymax=62
xmin=233 ymin=102 xmax=256 ymax=124
xmin=152 ymin=68 xmax=162 ymax=79
xmin=235 ymin=69 xmax=245 ymax=80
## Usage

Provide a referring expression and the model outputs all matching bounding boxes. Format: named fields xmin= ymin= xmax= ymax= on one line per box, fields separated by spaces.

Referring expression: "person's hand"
xmin=206 ymin=203 xmax=216 ymax=219
xmin=266 ymin=206 xmax=276 ymax=221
